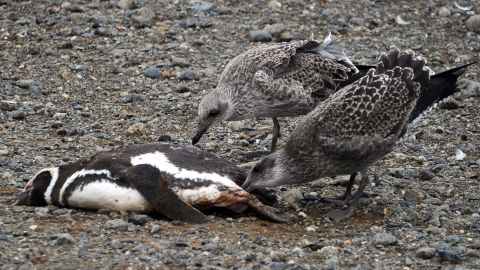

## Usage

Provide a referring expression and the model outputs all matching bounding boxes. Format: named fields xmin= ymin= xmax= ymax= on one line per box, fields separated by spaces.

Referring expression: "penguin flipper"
xmin=122 ymin=164 xmax=208 ymax=223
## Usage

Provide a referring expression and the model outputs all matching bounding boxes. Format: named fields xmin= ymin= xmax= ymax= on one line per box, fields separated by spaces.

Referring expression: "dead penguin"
xmin=15 ymin=143 xmax=289 ymax=223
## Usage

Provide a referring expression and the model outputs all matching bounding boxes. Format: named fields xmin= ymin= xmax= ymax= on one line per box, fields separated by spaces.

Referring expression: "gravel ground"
xmin=1 ymin=0 xmax=479 ymax=269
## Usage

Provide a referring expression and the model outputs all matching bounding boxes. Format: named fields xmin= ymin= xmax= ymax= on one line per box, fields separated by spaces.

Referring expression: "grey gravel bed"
xmin=1 ymin=0 xmax=479 ymax=269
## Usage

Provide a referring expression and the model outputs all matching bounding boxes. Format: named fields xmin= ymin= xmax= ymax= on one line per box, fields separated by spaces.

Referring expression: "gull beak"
xmin=192 ymin=125 xmax=209 ymax=145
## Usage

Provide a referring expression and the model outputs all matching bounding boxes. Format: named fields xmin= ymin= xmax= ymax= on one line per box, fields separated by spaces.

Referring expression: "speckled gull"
xmin=192 ymin=33 xmax=368 ymax=151
xmin=242 ymin=47 xmax=473 ymax=220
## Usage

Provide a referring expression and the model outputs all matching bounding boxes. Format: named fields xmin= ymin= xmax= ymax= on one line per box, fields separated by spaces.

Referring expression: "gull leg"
xmin=325 ymin=171 xmax=369 ymax=221
xmin=270 ymin=117 xmax=280 ymax=152
xmin=322 ymin=172 xmax=357 ymax=206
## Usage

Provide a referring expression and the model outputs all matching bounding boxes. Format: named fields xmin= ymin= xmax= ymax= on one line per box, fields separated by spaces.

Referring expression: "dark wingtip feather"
xmin=408 ymin=62 xmax=474 ymax=124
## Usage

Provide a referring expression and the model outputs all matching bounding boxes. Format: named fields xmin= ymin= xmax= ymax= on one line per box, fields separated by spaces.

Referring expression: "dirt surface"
xmin=1 ymin=0 xmax=479 ymax=269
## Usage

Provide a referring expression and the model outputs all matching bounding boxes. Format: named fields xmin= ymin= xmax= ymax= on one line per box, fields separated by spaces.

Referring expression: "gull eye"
xmin=208 ymin=109 xmax=220 ymax=117
xmin=252 ymin=165 xmax=260 ymax=174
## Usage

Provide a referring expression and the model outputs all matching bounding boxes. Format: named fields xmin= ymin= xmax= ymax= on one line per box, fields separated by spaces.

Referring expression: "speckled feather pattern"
xmin=208 ymin=37 xmax=353 ymax=119
xmin=280 ymin=48 xmax=430 ymax=181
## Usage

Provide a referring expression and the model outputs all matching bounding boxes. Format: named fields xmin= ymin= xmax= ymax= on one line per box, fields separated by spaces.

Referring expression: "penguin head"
xmin=15 ymin=168 xmax=58 ymax=206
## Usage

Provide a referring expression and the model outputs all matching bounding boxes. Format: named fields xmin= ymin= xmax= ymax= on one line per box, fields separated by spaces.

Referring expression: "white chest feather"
xmin=68 ymin=180 xmax=152 ymax=212
xmin=173 ymin=185 xmax=221 ymax=205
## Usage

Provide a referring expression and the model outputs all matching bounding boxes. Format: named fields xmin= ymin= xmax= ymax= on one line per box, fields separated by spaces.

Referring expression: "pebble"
xmin=419 ymin=170 xmax=435 ymax=181
xmin=416 ymin=247 xmax=436 ymax=259
xmin=34 ymin=207 xmax=49 ymax=216
xmin=282 ymin=189 xmax=304 ymax=204
xmin=267 ymin=0 xmax=282 ymax=9
xmin=177 ymin=70 xmax=200 ymax=80
xmin=249 ymin=30 xmax=273 ymax=42
xmin=269 ymin=262 xmax=286 ymax=270
xmin=372 ymin=232 xmax=398 ymax=246
xmin=144 ymin=67 xmax=161 ymax=79
xmin=466 ymin=15 xmax=480 ymax=33
xmin=121 ymin=94 xmax=145 ymax=103
xmin=128 ymin=214 xmax=149 ymax=226
xmin=0 ymin=101 xmax=18 ymax=111
xmin=54 ymin=233 xmax=76 ymax=246
xmin=105 ymin=219 xmax=129 ymax=230
xmin=263 ymin=23 xmax=285 ymax=38
xmin=14 ymin=79 xmax=35 ymax=89
xmin=126 ymin=123 xmax=146 ymax=136
xmin=438 ymin=249 xmax=461 ymax=263
xmin=438 ymin=6 xmax=451 ymax=17
xmin=11 ymin=111 xmax=26 ymax=120
xmin=180 ymin=18 xmax=198 ymax=28
xmin=132 ymin=7 xmax=155 ymax=28
xmin=188 ymin=0 xmax=214 ymax=13
xmin=150 ymin=225 xmax=161 ymax=234
xmin=176 ymin=85 xmax=191 ymax=93
xmin=171 ymin=57 xmax=190 ymax=67
xmin=157 ymin=134 xmax=172 ymax=142
xmin=118 ymin=0 xmax=136 ymax=10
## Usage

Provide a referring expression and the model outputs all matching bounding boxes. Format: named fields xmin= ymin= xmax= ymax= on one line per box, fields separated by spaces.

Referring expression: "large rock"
xmin=132 ymin=7 xmax=155 ymax=28
xmin=466 ymin=15 xmax=480 ymax=33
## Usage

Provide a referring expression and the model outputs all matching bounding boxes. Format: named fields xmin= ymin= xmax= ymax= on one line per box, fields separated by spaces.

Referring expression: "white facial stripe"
xmin=130 ymin=151 xmax=240 ymax=189
xmin=58 ymin=169 xmax=112 ymax=206
xmin=43 ymin=167 xmax=59 ymax=204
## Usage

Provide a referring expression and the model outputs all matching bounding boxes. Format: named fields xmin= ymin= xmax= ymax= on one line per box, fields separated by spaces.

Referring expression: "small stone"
xmin=128 ymin=214 xmax=149 ymax=226
xmin=144 ymin=67 xmax=161 ymax=78
xmin=150 ymin=225 xmax=161 ymax=234
xmin=126 ymin=123 xmax=146 ymax=136
xmin=175 ymin=85 xmax=191 ymax=93
xmin=439 ymin=98 xmax=460 ymax=109
xmin=171 ymin=57 xmax=190 ymax=67
xmin=175 ymin=239 xmax=188 ymax=247
xmin=466 ymin=15 xmax=480 ymax=33
xmin=267 ymin=0 xmax=282 ymax=9
xmin=416 ymin=247 xmax=436 ymax=259
xmin=121 ymin=94 xmax=145 ymax=103
xmin=188 ymin=0 xmax=214 ymax=13
xmin=438 ymin=6 xmax=451 ymax=17
xmin=269 ymin=262 xmax=286 ymax=270
xmin=157 ymin=134 xmax=172 ymax=142
xmin=55 ymin=233 xmax=76 ymax=246
xmin=372 ymin=232 xmax=398 ymax=246
xmin=14 ymin=79 xmax=35 ymax=89
xmin=180 ymin=18 xmax=198 ymax=28
xmin=0 ymin=101 xmax=18 ymax=111
xmin=118 ymin=0 xmax=136 ymax=10
xmin=34 ymin=207 xmax=49 ymax=216
xmin=270 ymin=251 xmax=286 ymax=262
xmin=11 ymin=111 xmax=26 ymax=120
xmin=438 ymin=250 xmax=461 ymax=263
xmin=67 ymin=4 xmax=85 ymax=12
xmin=53 ymin=208 xmax=68 ymax=215
xmin=249 ymin=30 xmax=272 ymax=42
xmin=106 ymin=219 xmax=129 ymax=230
xmin=282 ymin=189 xmax=304 ymax=204
xmin=419 ymin=170 xmax=435 ymax=181
xmin=177 ymin=70 xmax=200 ymax=80
xmin=349 ymin=17 xmax=364 ymax=26
xmin=58 ymin=42 xmax=73 ymax=49
xmin=193 ymin=256 xmax=203 ymax=267
xmin=263 ymin=23 xmax=285 ymax=38
xmin=132 ymin=7 xmax=155 ymax=28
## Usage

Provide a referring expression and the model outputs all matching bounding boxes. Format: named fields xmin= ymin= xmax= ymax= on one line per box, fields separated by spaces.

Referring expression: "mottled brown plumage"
xmin=192 ymin=34 xmax=360 ymax=150
xmin=243 ymin=48 xmax=470 ymax=220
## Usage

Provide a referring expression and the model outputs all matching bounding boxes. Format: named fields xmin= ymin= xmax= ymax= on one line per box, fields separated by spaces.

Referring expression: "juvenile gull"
xmin=242 ymin=48 xmax=473 ymax=220
xmin=193 ymin=33 xmax=369 ymax=151
xmin=15 ymin=143 xmax=289 ymax=223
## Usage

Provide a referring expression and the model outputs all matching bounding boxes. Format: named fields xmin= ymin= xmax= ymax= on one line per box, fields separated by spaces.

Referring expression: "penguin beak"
xmin=192 ymin=124 xmax=209 ymax=145
xmin=14 ymin=188 xmax=31 ymax=206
